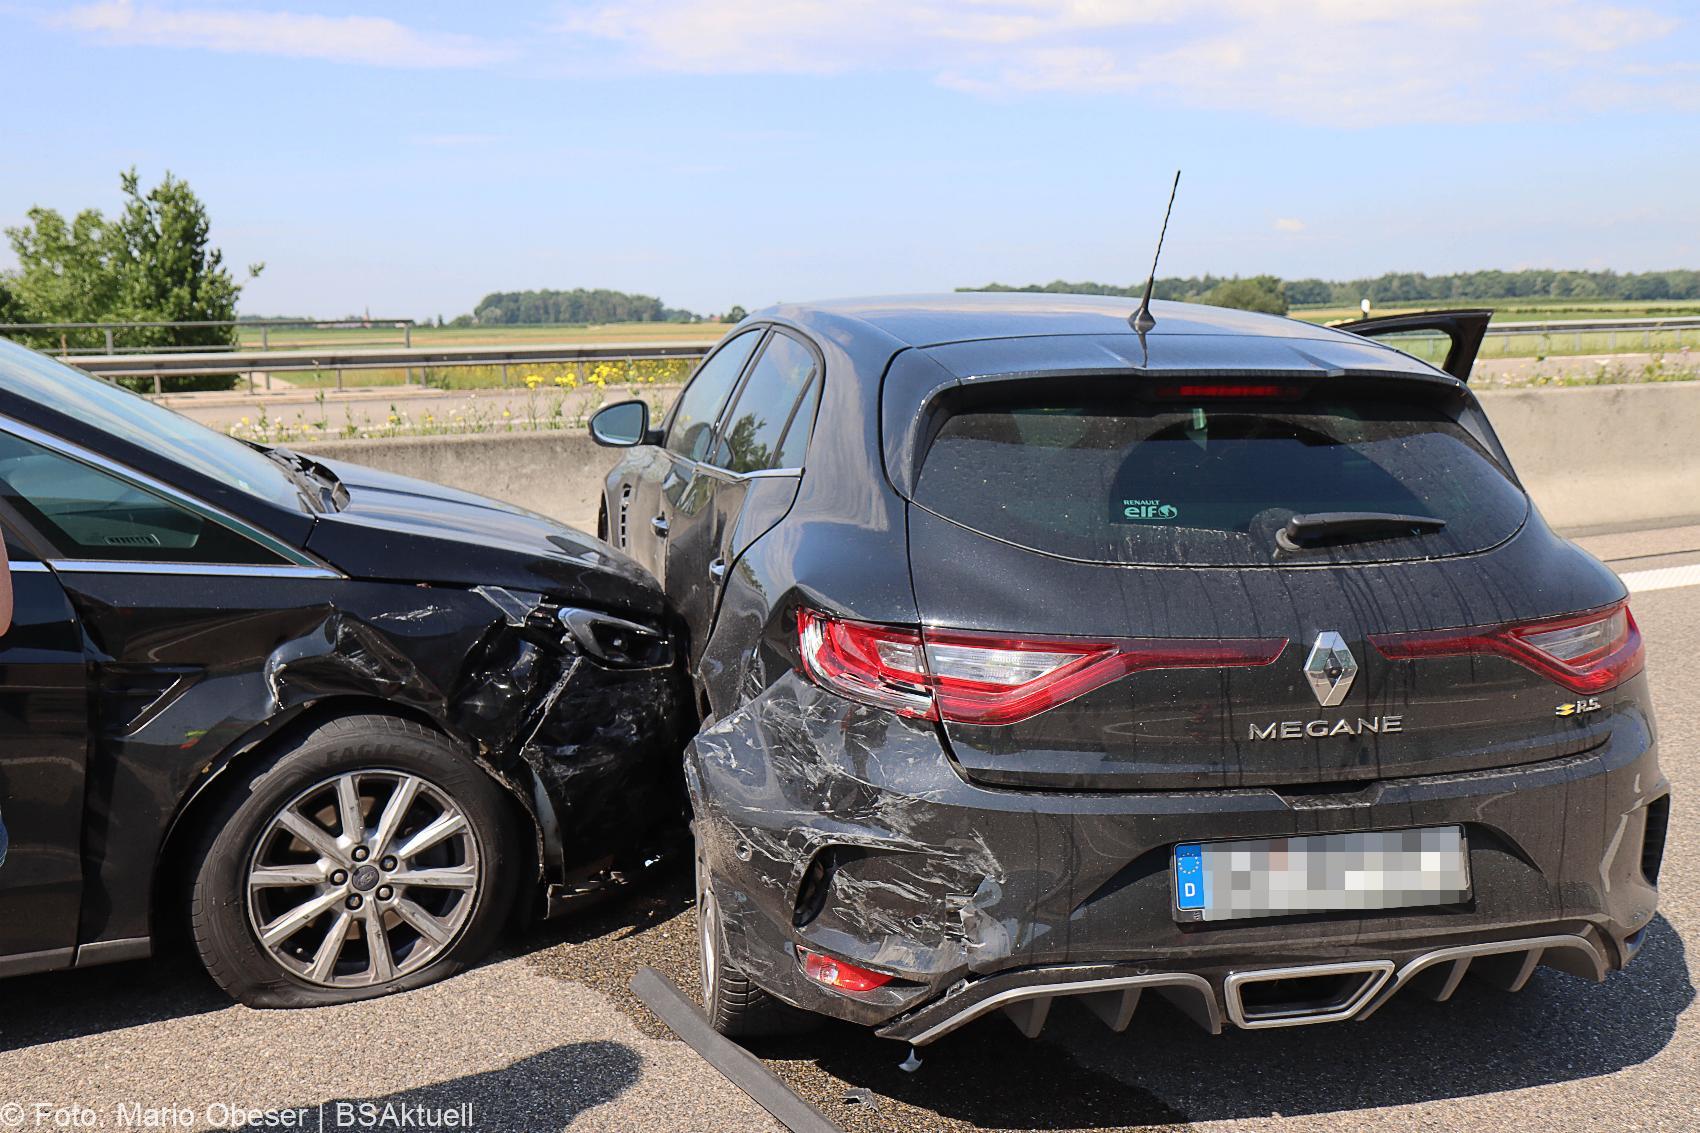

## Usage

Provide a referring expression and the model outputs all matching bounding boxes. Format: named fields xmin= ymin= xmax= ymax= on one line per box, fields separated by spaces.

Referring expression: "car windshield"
xmin=0 ymin=338 xmax=303 ymax=510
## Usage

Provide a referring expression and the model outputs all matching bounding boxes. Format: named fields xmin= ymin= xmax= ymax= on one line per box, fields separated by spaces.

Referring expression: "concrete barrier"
xmin=1477 ymin=383 xmax=1700 ymax=532
xmin=296 ymin=431 xmax=617 ymax=535
xmin=294 ymin=382 xmax=1700 ymax=537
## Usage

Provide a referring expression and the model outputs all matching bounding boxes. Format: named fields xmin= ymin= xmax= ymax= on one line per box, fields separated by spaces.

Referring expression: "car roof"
xmin=758 ymin=292 xmax=1451 ymax=383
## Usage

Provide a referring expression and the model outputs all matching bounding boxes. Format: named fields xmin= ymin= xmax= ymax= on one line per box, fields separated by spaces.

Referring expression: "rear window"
xmin=912 ymin=397 xmax=1527 ymax=567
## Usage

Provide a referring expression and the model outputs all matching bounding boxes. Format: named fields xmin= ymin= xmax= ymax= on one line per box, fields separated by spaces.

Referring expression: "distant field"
xmin=236 ymin=321 xmax=729 ymax=351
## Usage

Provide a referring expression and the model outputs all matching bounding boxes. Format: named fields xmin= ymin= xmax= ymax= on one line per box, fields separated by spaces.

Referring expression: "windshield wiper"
xmin=1276 ymin=511 xmax=1446 ymax=554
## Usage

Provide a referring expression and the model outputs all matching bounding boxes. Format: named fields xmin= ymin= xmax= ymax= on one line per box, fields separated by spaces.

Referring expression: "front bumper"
xmin=685 ymin=674 xmax=1668 ymax=1041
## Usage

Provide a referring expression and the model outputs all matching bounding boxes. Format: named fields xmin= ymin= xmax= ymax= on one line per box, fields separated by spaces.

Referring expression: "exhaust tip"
xmin=1224 ymin=960 xmax=1394 ymax=1029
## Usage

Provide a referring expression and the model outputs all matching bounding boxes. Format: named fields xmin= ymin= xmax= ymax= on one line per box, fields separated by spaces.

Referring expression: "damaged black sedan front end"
xmin=0 ymin=338 xmax=686 ymax=1005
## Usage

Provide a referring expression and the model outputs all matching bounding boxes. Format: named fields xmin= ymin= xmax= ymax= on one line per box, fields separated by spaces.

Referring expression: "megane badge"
xmin=1303 ymin=631 xmax=1358 ymax=707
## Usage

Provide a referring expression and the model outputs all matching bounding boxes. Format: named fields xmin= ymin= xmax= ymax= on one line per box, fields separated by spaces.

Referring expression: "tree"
xmin=724 ymin=305 xmax=748 ymax=323
xmin=1281 ymin=278 xmax=1333 ymax=306
xmin=1202 ymin=276 xmax=1288 ymax=315
xmin=3 ymin=169 xmax=259 ymax=387
xmin=4 ymin=205 xmax=120 ymax=345
xmin=470 ymin=287 xmax=696 ymax=325
xmin=106 ymin=169 xmax=259 ymax=352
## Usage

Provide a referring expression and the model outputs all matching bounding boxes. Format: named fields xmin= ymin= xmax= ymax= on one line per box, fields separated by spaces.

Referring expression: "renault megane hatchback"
xmin=591 ymin=294 xmax=1667 ymax=1044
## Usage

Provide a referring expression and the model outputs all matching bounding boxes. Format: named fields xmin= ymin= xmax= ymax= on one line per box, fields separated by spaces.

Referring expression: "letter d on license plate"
xmin=1172 ymin=826 xmax=1469 ymax=923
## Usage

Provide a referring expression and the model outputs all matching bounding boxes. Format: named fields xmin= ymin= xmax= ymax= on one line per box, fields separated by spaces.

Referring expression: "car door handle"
xmin=708 ymin=558 xmax=727 ymax=583
xmin=651 ymin=515 xmax=670 ymax=538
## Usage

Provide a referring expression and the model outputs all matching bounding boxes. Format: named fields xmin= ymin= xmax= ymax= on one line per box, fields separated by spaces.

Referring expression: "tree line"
xmin=968 ymin=268 xmax=1700 ymax=314
xmin=469 ymin=289 xmax=701 ymax=326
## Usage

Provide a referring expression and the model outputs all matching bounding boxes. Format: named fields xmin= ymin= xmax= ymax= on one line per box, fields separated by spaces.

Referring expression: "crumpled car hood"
xmin=302 ymin=457 xmax=663 ymax=618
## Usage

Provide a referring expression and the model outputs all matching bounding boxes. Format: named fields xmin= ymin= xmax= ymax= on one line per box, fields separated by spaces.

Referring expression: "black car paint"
xmin=601 ymin=293 xmax=1668 ymax=1037
xmin=0 ymin=357 xmax=684 ymax=979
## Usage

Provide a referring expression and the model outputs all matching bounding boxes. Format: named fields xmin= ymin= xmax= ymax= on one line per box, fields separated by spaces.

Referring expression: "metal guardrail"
xmin=1489 ymin=316 xmax=1700 ymax=333
xmin=18 ymin=313 xmax=1700 ymax=395
xmin=67 ymin=341 xmax=719 ymax=394
xmin=1471 ymin=317 xmax=1697 ymax=359
xmin=0 ymin=318 xmax=419 ymax=355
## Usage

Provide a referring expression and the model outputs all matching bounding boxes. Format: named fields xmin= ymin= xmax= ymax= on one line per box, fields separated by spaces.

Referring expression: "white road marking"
xmin=1621 ymin=563 xmax=1700 ymax=593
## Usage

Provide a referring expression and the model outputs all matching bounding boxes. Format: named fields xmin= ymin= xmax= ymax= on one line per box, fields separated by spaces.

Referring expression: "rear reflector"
xmin=798 ymin=947 xmax=892 ymax=993
xmin=1369 ymin=600 xmax=1643 ymax=695
xmin=797 ymin=609 xmax=1286 ymax=725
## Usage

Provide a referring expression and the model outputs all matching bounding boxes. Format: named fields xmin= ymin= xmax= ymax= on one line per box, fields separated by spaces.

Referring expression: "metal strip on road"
xmin=1622 ymin=564 xmax=1700 ymax=593
xmin=629 ymin=967 xmax=845 ymax=1133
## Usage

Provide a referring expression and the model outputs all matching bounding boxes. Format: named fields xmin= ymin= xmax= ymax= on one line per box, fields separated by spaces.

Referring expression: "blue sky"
xmin=2 ymin=0 xmax=1697 ymax=318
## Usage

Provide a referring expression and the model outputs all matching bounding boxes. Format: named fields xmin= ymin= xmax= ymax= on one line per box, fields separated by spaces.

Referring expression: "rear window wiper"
xmin=1276 ymin=511 xmax=1445 ymax=553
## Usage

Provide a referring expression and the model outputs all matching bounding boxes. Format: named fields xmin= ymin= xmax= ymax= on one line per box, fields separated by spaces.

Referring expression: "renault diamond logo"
xmin=1303 ymin=631 xmax=1358 ymax=707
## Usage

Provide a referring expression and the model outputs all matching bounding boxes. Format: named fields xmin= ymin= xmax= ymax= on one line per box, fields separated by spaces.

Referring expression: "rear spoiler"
xmin=1333 ymin=309 xmax=1493 ymax=383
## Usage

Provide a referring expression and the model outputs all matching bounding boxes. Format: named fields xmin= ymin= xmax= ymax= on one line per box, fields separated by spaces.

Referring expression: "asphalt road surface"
xmin=1 ymin=526 xmax=1694 ymax=1133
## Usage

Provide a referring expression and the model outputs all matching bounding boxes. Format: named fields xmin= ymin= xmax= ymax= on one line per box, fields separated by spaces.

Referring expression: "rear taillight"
xmin=796 ymin=609 xmax=1286 ymax=726
xmin=1369 ymin=600 xmax=1643 ymax=695
xmin=798 ymin=947 xmax=892 ymax=992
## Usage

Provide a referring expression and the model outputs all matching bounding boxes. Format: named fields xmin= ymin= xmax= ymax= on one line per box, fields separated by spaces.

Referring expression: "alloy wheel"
xmin=245 ymin=770 xmax=481 ymax=988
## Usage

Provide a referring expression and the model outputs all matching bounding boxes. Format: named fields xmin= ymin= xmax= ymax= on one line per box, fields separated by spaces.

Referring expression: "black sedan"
xmin=0 ymin=338 xmax=684 ymax=1007
xmin=592 ymin=294 xmax=1666 ymax=1045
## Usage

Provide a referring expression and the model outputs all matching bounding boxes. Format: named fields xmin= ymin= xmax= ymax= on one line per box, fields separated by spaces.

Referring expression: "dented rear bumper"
xmin=684 ymin=673 xmax=1667 ymax=1038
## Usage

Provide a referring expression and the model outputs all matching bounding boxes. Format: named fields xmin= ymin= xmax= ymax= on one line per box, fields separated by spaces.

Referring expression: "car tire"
xmin=188 ymin=714 xmax=521 ymax=1008
xmin=695 ymin=835 xmax=815 ymax=1037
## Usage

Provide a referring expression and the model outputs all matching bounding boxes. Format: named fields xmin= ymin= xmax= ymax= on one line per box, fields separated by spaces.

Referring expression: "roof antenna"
xmin=1130 ymin=169 xmax=1181 ymax=334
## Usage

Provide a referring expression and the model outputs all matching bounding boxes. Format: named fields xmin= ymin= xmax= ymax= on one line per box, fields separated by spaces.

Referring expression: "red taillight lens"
xmin=1369 ymin=601 xmax=1643 ymax=695
xmin=799 ymin=947 xmax=892 ymax=992
xmin=797 ymin=609 xmax=1286 ymax=725
xmin=796 ymin=611 xmax=934 ymax=717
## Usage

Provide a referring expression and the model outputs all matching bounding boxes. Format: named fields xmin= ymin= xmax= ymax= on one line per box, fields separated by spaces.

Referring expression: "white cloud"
xmin=61 ymin=1 xmax=513 ymax=68
xmin=1274 ymin=217 xmax=1306 ymax=233
xmin=554 ymin=0 xmax=1694 ymax=125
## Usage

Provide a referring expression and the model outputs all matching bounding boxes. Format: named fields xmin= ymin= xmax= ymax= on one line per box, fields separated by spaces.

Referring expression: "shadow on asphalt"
xmin=0 ymin=952 xmax=227 ymax=1052
xmin=5 ymin=868 xmax=1687 ymax=1133
xmin=233 ymin=1041 xmax=642 ymax=1132
xmin=764 ymin=913 xmax=1691 ymax=1130
xmin=509 ymin=867 xmax=1695 ymax=1131
xmin=1055 ymin=912 xmax=1692 ymax=1124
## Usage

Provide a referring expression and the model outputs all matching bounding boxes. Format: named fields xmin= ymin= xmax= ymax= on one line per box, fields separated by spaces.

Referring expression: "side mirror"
xmin=589 ymin=400 xmax=653 ymax=448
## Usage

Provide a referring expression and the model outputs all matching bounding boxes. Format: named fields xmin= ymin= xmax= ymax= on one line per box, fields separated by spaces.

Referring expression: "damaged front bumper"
xmin=685 ymin=674 xmax=1667 ymax=1043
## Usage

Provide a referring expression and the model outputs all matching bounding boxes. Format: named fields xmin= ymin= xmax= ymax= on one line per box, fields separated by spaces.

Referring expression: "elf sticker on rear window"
xmin=1115 ymin=499 xmax=1179 ymax=523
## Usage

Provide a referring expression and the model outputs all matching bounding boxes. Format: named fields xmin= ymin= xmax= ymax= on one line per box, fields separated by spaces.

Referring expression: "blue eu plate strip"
xmin=1174 ymin=842 xmax=1205 ymax=911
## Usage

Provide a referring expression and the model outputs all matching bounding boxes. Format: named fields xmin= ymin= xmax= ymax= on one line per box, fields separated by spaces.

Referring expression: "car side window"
xmin=665 ymin=329 xmax=763 ymax=462
xmin=0 ymin=430 xmax=287 ymax=565
xmin=710 ymin=332 xmax=820 ymax=474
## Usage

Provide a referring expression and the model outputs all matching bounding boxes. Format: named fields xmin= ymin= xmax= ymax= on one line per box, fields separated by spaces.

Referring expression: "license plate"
xmin=1172 ymin=827 xmax=1469 ymax=922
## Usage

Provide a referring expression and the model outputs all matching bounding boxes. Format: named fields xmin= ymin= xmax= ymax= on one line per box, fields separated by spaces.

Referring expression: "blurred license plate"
xmin=1172 ymin=827 xmax=1469 ymax=922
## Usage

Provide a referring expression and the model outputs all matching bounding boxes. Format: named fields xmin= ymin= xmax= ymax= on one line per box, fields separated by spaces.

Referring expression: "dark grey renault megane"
xmin=592 ymin=293 xmax=1667 ymax=1045
xmin=0 ymin=338 xmax=684 ymax=1006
